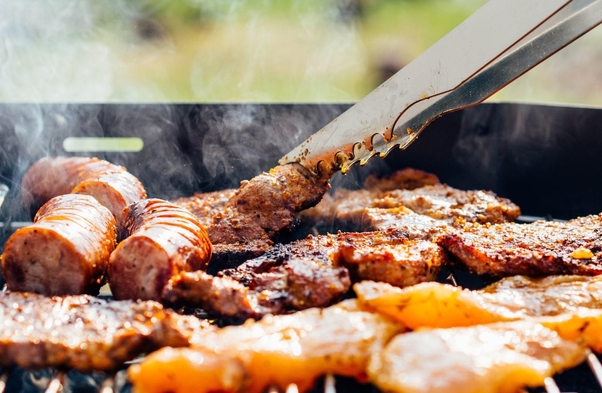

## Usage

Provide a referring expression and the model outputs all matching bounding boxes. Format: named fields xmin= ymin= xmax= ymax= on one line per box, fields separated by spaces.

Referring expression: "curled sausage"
xmin=1 ymin=194 xmax=118 ymax=295
xmin=108 ymin=199 xmax=212 ymax=301
xmin=21 ymin=156 xmax=147 ymax=226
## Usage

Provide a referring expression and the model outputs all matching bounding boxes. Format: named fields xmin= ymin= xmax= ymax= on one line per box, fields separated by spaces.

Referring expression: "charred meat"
xmin=0 ymin=291 xmax=212 ymax=371
xmin=440 ymin=214 xmax=602 ymax=278
xmin=163 ymin=229 xmax=446 ymax=319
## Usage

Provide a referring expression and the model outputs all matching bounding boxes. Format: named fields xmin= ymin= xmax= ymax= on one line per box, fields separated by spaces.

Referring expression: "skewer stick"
xmin=0 ymin=370 xmax=8 ymax=393
xmin=100 ymin=376 xmax=115 ymax=393
xmin=543 ymin=377 xmax=561 ymax=393
xmin=44 ymin=372 xmax=64 ymax=393
xmin=586 ymin=350 xmax=602 ymax=388
xmin=447 ymin=271 xmax=458 ymax=287
xmin=285 ymin=383 xmax=299 ymax=393
xmin=323 ymin=373 xmax=336 ymax=393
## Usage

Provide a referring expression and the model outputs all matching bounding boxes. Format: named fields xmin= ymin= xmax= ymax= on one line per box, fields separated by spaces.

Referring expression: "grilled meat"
xmin=354 ymin=275 xmax=602 ymax=330
xmin=0 ymin=291 xmax=213 ymax=371
xmin=301 ymin=169 xmax=520 ymax=234
xmin=2 ymin=194 xmax=117 ymax=295
xmin=208 ymin=163 xmax=330 ymax=244
xmin=108 ymin=199 xmax=212 ymax=301
xmin=129 ymin=299 xmax=403 ymax=393
xmin=21 ymin=156 xmax=146 ymax=226
xmin=368 ymin=320 xmax=585 ymax=393
xmin=440 ymin=214 xmax=602 ymax=278
xmin=164 ymin=229 xmax=446 ymax=318
xmin=363 ymin=167 xmax=441 ymax=192
xmin=163 ymin=259 xmax=351 ymax=320
xmin=172 ymin=189 xmax=236 ymax=229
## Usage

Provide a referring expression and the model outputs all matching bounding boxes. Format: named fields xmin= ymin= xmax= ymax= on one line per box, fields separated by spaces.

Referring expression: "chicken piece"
xmin=368 ymin=320 xmax=586 ymax=393
xmin=108 ymin=199 xmax=212 ymax=301
xmin=2 ymin=194 xmax=117 ymax=295
xmin=0 ymin=291 xmax=213 ymax=371
xmin=354 ymin=274 xmax=602 ymax=329
xmin=440 ymin=214 xmax=602 ymax=278
xmin=129 ymin=299 xmax=403 ymax=393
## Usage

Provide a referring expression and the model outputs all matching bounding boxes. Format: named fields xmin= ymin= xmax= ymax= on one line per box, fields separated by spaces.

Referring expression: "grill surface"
xmin=1 ymin=103 xmax=602 ymax=392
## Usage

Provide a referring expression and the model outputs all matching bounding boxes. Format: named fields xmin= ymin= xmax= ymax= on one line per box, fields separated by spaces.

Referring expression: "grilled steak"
xmin=108 ymin=199 xmax=212 ymax=301
xmin=172 ymin=190 xmax=236 ymax=229
xmin=163 ymin=259 xmax=351 ymax=320
xmin=21 ymin=156 xmax=146 ymax=226
xmin=2 ymin=194 xmax=117 ymax=295
xmin=301 ymin=169 xmax=520 ymax=235
xmin=440 ymin=214 xmax=602 ymax=278
xmin=129 ymin=299 xmax=403 ymax=393
xmin=0 ymin=291 xmax=212 ymax=371
xmin=164 ymin=229 xmax=446 ymax=318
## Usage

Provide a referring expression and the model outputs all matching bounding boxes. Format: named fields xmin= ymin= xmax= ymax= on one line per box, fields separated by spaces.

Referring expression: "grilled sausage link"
xmin=1 ymin=194 xmax=118 ymax=295
xmin=21 ymin=156 xmax=147 ymax=225
xmin=108 ymin=199 xmax=212 ymax=301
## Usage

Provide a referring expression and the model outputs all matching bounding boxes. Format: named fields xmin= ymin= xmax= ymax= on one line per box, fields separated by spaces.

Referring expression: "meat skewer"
xmin=108 ymin=198 xmax=212 ymax=301
xmin=1 ymin=194 xmax=117 ymax=295
xmin=21 ymin=156 xmax=147 ymax=227
xmin=368 ymin=320 xmax=586 ymax=393
xmin=128 ymin=299 xmax=403 ymax=393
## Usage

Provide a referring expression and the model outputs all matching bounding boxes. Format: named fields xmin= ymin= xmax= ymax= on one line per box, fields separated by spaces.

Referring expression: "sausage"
xmin=108 ymin=199 xmax=213 ymax=301
xmin=1 ymin=194 xmax=118 ymax=295
xmin=21 ymin=156 xmax=147 ymax=226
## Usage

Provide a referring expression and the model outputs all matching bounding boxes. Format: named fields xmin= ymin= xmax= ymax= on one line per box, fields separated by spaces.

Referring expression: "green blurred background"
xmin=1 ymin=0 xmax=601 ymax=104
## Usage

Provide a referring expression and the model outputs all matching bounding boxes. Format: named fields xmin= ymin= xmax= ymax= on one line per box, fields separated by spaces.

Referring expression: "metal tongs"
xmin=280 ymin=0 xmax=602 ymax=175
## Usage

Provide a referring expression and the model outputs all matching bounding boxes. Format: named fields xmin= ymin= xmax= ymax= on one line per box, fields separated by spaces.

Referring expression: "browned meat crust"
xmin=0 ymin=291 xmax=212 ymax=371
xmin=163 ymin=259 xmax=351 ymax=320
xmin=164 ymin=229 xmax=447 ymax=318
xmin=108 ymin=199 xmax=212 ymax=301
xmin=440 ymin=214 xmax=602 ymax=278
xmin=208 ymin=163 xmax=330 ymax=244
xmin=300 ymin=169 xmax=520 ymax=234
xmin=172 ymin=189 xmax=236 ymax=229
xmin=21 ymin=156 xmax=147 ymax=226
xmin=2 ymin=194 xmax=117 ymax=295
xmin=363 ymin=167 xmax=440 ymax=192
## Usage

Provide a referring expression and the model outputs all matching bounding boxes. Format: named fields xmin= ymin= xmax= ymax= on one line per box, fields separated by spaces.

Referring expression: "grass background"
xmin=1 ymin=0 xmax=601 ymax=105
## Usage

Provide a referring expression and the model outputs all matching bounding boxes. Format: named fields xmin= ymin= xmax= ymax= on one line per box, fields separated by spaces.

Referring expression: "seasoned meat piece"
xmin=372 ymin=184 xmax=520 ymax=223
xmin=368 ymin=321 xmax=585 ymax=393
xmin=165 ymin=229 xmax=446 ymax=318
xmin=21 ymin=156 xmax=146 ymax=225
xmin=228 ymin=229 xmax=444 ymax=288
xmin=361 ymin=207 xmax=452 ymax=239
xmin=209 ymin=163 xmax=330 ymax=244
xmin=355 ymin=275 xmax=602 ymax=330
xmin=172 ymin=189 xmax=236 ymax=228
xmin=0 ymin=291 xmax=213 ymax=371
xmin=129 ymin=299 xmax=403 ymax=393
xmin=108 ymin=199 xmax=212 ymax=301
xmin=334 ymin=236 xmax=447 ymax=287
xmin=364 ymin=167 xmax=440 ymax=192
xmin=440 ymin=214 xmax=602 ymax=278
xmin=2 ymin=194 xmax=117 ymax=295
xmin=302 ymin=177 xmax=519 ymax=235
xmin=163 ymin=258 xmax=351 ymax=320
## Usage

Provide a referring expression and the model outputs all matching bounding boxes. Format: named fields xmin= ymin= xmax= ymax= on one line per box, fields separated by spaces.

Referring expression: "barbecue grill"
xmin=1 ymin=102 xmax=602 ymax=392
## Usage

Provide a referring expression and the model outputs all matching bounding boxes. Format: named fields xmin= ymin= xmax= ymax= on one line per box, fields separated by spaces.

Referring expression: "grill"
xmin=1 ymin=102 xmax=602 ymax=392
